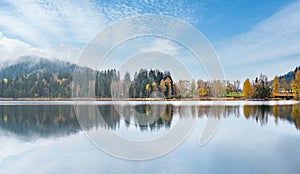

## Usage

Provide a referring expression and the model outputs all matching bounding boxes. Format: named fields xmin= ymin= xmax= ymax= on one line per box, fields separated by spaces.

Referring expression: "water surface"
xmin=0 ymin=103 xmax=299 ymax=173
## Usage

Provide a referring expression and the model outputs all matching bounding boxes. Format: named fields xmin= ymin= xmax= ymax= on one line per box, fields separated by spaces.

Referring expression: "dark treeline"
xmin=0 ymin=71 xmax=72 ymax=98
xmin=95 ymin=69 xmax=120 ymax=98
xmin=131 ymin=69 xmax=175 ymax=98
xmin=0 ymin=64 xmax=167 ymax=98
xmin=0 ymin=61 xmax=177 ymax=98
xmin=75 ymin=68 xmax=176 ymax=98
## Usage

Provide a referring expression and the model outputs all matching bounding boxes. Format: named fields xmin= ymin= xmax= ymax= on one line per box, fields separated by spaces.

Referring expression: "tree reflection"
xmin=0 ymin=104 xmax=299 ymax=139
xmin=291 ymin=104 xmax=300 ymax=129
xmin=242 ymin=104 xmax=300 ymax=129
xmin=0 ymin=105 xmax=80 ymax=138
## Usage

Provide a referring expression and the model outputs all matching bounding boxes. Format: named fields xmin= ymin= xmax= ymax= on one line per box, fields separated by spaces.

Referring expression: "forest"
xmin=243 ymin=67 xmax=300 ymax=100
xmin=0 ymin=58 xmax=299 ymax=100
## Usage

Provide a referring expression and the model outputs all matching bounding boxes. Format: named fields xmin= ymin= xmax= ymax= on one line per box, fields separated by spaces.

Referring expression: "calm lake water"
xmin=0 ymin=102 xmax=300 ymax=174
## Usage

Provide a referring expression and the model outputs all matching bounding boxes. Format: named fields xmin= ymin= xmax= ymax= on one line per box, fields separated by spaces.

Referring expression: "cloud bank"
xmin=0 ymin=34 xmax=81 ymax=66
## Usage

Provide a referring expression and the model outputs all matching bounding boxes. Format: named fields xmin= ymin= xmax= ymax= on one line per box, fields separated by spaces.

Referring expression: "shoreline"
xmin=0 ymin=97 xmax=293 ymax=101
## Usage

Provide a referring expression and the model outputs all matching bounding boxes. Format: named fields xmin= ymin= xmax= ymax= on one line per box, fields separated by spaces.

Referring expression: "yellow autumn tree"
xmin=152 ymin=82 xmax=157 ymax=91
xmin=272 ymin=76 xmax=280 ymax=96
xmin=3 ymin=78 xmax=8 ymax=84
xmin=145 ymin=83 xmax=150 ymax=97
xmin=165 ymin=77 xmax=172 ymax=97
xmin=291 ymin=70 xmax=300 ymax=99
xmin=159 ymin=79 xmax=166 ymax=94
xmin=243 ymin=79 xmax=251 ymax=99
xmin=198 ymin=88 xmax=207 ymax=97
xmin=296 ymin=70 xmax=300 ymax=99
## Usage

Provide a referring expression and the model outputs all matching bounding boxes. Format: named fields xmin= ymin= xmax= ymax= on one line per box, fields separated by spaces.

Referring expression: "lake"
xmin=0 ymin=101 xmax=300 ymax=174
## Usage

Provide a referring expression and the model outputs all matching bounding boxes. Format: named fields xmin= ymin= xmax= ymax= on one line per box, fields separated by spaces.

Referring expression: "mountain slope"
xmin=279 ymin=66 xmax=300 ymax=84
xmin=0 ymin=56 xmax=76 ymax=79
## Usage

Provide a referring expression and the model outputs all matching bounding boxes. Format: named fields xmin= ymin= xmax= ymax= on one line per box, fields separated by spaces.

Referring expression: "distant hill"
xmin=0 ymin=56 xmax=76 ymax=79
xmin=279 ymin=66 xmax=300 ymax=84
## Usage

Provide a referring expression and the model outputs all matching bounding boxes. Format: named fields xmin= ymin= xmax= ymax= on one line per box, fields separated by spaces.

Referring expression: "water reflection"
xmin=244 ymin=104 xmax=300 ymax=129
xmin=0 ymin=105 xmax=80 ymax=139
xmin=75 ymin=105 xmax=173 ymax=132
xmin=0 ymin=104 xmax=299 ymax=139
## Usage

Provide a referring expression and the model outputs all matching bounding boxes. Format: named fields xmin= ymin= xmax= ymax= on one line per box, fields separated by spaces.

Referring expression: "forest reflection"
xmin=0 ymin=104 xmax=299 ymax=139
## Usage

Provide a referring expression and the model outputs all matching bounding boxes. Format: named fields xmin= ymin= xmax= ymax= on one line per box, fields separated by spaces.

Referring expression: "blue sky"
xmin=197 ymin=0 xmax=296 ymax=41
xmin=0 ymin=0 xmax=299 ymax=82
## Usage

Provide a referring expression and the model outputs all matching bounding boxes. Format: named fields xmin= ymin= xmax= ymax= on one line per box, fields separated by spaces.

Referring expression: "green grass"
xmin=226 ymin=92 xmax=244 ymax=98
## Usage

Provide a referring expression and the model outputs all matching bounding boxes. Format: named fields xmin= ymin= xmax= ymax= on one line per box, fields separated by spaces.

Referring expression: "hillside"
xmin=0 ymin=57 xmax=175 ymax=99
xmin=279 ymin=66 xmax=300 ymax=84
xmin=0 ymin=56 xmax=76 ymax=79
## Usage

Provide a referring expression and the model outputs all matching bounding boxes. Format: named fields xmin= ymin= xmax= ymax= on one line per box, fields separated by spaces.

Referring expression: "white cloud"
xmin=0 ymin=135 xmax=38 ymax=162
xmin=0 ymin=0 xmax=202 ymax=67
xmin=0 ymin=36 xmax=32 ymax=63
xmin=141 ymin=38 xmax=180 ymax=56
xmin=0 ymin=0 xmax=107 ymax=66
xmin=0 ymin=0 xmax=106 ymax=47
xmin=0 ymin=131 xmax=85 ymax=166
xmin=100 ymin=0 xmax=203 ymax=25
xmin=0 ymin=33 xmax=81 ymax=66
xmin=0 ymin=0 xmax=201 ymax=49
xmin=216 ymin=1 xmax=300 ymax=69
